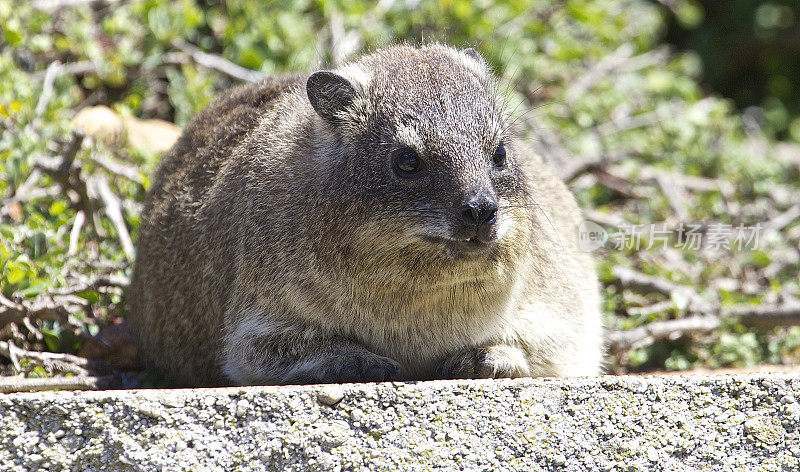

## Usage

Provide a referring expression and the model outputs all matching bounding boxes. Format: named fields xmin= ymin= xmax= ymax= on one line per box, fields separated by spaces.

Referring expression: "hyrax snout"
xmin=129 ymin=44 xmax=603 ymax=386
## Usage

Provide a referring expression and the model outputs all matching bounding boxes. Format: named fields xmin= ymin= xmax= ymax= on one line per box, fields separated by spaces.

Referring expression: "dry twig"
xmin=0 ymin=375 xmax=113 ymax=394
xmin=626 ymin=300 xmax=675 ymax=317
xmin=33 ymin=132 xmax=97 ymax=231
xmin=68 ymin=210 xmax=86 ymax=255
xmin=172 ymin=40 xmax=265 ymax=83
xmin=31 ymin=61 xmax=99 ymax=81
xmin=606 ymin=315 xmax=720 ymax=353
xmin=608 ymin=304 xmax=800 ymax=353
xmin=558 ymin=150 xmax=634 ymax=182
xmin=92 ymin=177 xmax=135 ymax=261
xmin=723 ymin=304 xmax=800 ymax=328
xmin=612 ymin=266 xmax=714 ymax=312
xmin=582 ymin=209 xmax=631 ymax=231
xmin=89 ymin=151 xmax=143 ymax=185
xmin=0 ymin=341 xmax=103 ymax=376
xmin=765 ymin=204 xmax=800 ymax=232
xmin=565 ymin=44 xmax=634 ymax=104
xmin=51 ymin=273 xmax=129 ymax=297
xmin=34 ymin=61 xmax=62 ymax=117
xmin=0 ymin=294 xmax=66 ymax=329
xmin=630 ymin=165 xmax=736 ymax=197
xmin=0 ymin=272 xmax=126 ymax=330
xmin=31 ymin=0 xmax=124 ymax=12
xmin=565 ymin=45 xmax=670 ymax=105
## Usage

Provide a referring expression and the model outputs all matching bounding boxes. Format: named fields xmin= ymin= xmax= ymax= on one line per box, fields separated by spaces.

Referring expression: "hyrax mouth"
xmin=421 ymin=234 xmax=493 ymax=255
xmin=462 ymin=236 xmax=492 ymax=250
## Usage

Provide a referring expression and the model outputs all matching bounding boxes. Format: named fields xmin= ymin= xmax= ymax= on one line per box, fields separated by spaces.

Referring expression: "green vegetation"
xmin=1 ymin=0 xmax=798 ymax=385
xmin=661 ymin=0 xmax=800 ymax=142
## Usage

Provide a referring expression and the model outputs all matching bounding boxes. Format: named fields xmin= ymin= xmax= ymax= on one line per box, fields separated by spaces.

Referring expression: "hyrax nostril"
xmin=461 ymin=194 xmax=498 ymax=226
xmin=483 ymin=205 xmax=497 ymax=224
xmin=462 ymin=207 xmax=479 ymax=225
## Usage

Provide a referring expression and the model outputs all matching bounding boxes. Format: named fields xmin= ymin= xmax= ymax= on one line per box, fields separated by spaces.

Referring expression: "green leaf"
xmin=18 ymin=280 xmax=47 ymax=297
xmin=5 ymin=260 xmax=30 ymax=285
xmin=2 ymin=26 xmax=22 ymax=46
xmin=29 ymin=366 xmax=49 ymax=378
xmin=42 ymin=328 xmax=60 ymax=352
xmin=751 ymin=250 xmax=771 ymax=268
xmin=41 ymin=323 xmax=82 ymax=354
xmin=49 ymin=200 xmax=68 ymax=216
xmin=75 ymin=289 xmax=100 ymax=304
xmin=27 ymin=232 xmax=47 ymax=259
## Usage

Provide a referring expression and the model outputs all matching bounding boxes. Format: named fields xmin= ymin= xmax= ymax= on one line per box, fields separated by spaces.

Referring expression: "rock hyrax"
xmin=129 ymin=44 xmax=603 ymax=386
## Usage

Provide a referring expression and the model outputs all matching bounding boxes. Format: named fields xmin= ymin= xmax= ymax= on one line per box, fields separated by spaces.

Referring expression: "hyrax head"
xmin=306 ymin=44 xmax=529 ymax=259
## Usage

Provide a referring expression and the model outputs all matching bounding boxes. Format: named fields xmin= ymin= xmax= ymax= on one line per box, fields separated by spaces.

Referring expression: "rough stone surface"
xmin=1 ymin=374 xmax=799 ymax=471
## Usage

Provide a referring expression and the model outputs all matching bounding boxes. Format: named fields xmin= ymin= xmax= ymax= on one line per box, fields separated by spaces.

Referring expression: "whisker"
xmin=500 ymin=200 xmax=569 ymax=253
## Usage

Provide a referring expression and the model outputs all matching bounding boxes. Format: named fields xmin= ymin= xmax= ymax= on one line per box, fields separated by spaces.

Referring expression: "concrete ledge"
xmin=1 ymin=374 xmax=798 ymax=471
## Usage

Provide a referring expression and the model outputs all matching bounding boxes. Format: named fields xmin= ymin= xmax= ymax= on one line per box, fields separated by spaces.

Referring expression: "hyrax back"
xmin=129 ymin=44 xmax=603 ymax=386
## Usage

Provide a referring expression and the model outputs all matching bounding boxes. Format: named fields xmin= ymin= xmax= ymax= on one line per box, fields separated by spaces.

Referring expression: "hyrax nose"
xmin=461 ymin=192 xmax=498 ymax=226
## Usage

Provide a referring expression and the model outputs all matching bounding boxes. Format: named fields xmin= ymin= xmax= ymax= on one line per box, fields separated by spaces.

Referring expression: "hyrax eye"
xmin=393 ymin=148 xmax=424 ymax=177
xmin=493 ymin=143 xmax=507 ymax=168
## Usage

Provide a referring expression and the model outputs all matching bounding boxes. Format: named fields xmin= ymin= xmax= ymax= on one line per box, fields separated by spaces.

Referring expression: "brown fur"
xmin=128 ymin=44 xmax=603 ymax=386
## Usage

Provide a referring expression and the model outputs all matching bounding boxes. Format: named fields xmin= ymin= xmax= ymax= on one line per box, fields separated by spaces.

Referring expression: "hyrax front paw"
xmin=436 ymin=345 xmax=530 ymax=379
xmin=317 ymin=351 xmax=401 ymax=383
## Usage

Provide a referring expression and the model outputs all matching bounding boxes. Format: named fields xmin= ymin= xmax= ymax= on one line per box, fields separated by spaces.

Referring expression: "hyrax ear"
xmin=306 ymin=71 xmax=359 ymax=122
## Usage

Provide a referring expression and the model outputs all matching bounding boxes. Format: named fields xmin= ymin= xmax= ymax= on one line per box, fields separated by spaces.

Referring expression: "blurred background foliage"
xmin=661 ymin=0 xmax=800 ymax=142
xmin=1 ymin=0 xmax=799 ymax=384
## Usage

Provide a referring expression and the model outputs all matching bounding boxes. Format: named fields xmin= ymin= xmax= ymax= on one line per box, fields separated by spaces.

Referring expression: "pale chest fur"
xmin=277 ymin=251 xmax=530 ymax=377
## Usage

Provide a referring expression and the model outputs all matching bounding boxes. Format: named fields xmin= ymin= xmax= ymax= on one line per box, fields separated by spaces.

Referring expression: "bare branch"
xmin=0 ymin=341 xmax=102 ymax=376
xmin=35 ymin=61 xmax=62 ymax=117
xmin=612 ymin=266 xmax=715 ymax=312
xmin=5 ymin=340 xmax=22 ymax=372
xmin=0 ymin=296 xmax=69 ymax=329
xmin=606 ymin=315 xmax=721 ymax=353
xmin=33 ymin=132 xmax=97 ymax=230
xmin=592 ymin=101 xmax=684 ymax=138
xmin=592 ymin=168 xmax=651 ymax=198
xmin=21 ymin=317 xmax=43 ymax=341
xmin=92 ymin=177 xmax=135 ymax=261
xmin=654 ymin=172 xmax=689 ymax=222
xmin=8 ymin=169 xmax=42 ymax=201
xmin=31 ymin=61 xmax=99 ymax=81
xmin=31 ymin=0 xmax=124 ymax=12
xmin=581 ymin=209 xmax=631 ymax=231
xmin=626 ymin=300 xmax=675 ymax=317
xmin=614 ymin=266 xmax=685 ymax=296
xmin=558 ymin=150 xmax=634 ymax=182
xmin=0 ymin=293 xmax=26 ymax=313
xmin=172 ymin=40 xmax=265 ymax=83
xmin=51 ymin=273 xmax=130 ymax=297
xmin=68 ymin=210 xmax=86 ymax=255
xmin=1 ymin=184 xmax=62 ymax=221
xmin=565 ymin=43 xmax=634 ymax=104
xmin=724 ymin=304 xmax=800 ymax=328
xmin=765 ymin=204 xmax=800 ymax=232
xmin=609 ymin=303 xmax=800 ymax=354
xmin=565 ymin=45 xmax=670 ymax=105
xmin=0 ymin=272 xmax=124 ymax=329
xmin=0 ymin=375 xmax=113 ymax=394
xmin=631 ymin=165 xmax=736 ymax=197
xmin=88 ymin=151 xmax=143 ymax=184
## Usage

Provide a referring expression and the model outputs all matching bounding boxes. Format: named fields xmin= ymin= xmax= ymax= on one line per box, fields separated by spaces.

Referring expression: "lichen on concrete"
xmin=0 ymin=374 xmax=799 ymax=471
